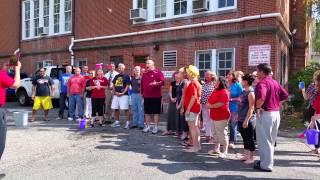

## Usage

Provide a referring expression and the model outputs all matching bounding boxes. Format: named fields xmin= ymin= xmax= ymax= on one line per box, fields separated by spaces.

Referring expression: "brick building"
xmin=0 ymin=0 xmax=310 ymax=86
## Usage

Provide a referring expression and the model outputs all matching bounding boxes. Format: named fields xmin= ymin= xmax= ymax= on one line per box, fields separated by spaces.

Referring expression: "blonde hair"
xmin=206 ymin=70 xmax=217 ymax=81
xmin=186 ymin=65 xmax=199 ymax=79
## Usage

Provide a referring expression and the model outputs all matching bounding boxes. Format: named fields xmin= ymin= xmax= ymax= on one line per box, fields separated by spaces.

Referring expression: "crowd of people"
xmin=25 ymin=58 xmax=320 ymax=172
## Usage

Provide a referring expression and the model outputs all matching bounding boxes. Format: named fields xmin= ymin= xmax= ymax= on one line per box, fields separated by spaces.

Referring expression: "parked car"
xmin=6 ymin=72 xmax=29 ymax=101
xmin=16 ymin=66 xmax=66 ymax=106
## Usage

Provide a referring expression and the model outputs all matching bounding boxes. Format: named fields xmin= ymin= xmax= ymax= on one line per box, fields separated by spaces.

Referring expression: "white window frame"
xmin=173 ymin=0 xmax=188 ymax=16
xmin=33 ymin=0 xmax=40 ymax=36
xmin=36 ymin=60 xmax=53 ymax=70
xmin=23 ymin=1 xmax=31 ymax=38
xmin=53 ymin=0 xmax=60 ymax=33
xmin=195 ymin=48 xmax=235 ymax=77
xmin=217 ymin=0 xmax=236 ymax=11
xmin=137 ymin=0 xmax=148 ymax=9
xmin=64 ymin=0 xmax=72 ymax=32
xmin=43 ymin=0 xmax=50 ymax=28
xmin=216 ymin=48 xmax=235 ymax=76
xmin=132 ymin=0 xmax=237 ymax=23
xmin=22 ymin=0 xmax=72 ymax=40
xmin=75 ymin=58 xmax=88 ymax=68
xmin=163 ymin=50 xmax=177 ymax=67
xmin=155 ymin=0 xmax=167 ymax=19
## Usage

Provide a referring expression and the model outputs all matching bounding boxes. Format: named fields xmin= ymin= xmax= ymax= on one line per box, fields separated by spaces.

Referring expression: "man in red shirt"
xmin=141 ymin=59 xmax=164 ymax=134
xmin=0 ymin=61 xmax=21 ymax=161
xmin=67 ymin=67 xmax=86 ymax=121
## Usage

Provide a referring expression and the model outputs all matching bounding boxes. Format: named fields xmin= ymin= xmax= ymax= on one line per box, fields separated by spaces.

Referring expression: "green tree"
xmin=307 ymin=0 xmax=320 ymax=51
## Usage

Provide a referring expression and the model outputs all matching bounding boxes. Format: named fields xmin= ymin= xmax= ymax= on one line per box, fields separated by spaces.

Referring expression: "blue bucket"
xmin=79 ymin=119 xmax=86 ymax=130
xmin=306 ymin=128 xmax=320 ymax=145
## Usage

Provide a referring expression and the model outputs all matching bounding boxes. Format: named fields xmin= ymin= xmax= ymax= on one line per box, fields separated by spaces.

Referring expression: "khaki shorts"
xmin=185 ymin=112 xmax=199 ymax=122
xmin=212 ymin=119 xmax=229 ymax=145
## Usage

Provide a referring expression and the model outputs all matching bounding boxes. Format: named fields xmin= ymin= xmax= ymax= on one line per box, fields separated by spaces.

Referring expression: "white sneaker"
xmin=229 ymin=143 xmax=236 ymax=149
xmin=56 ymin=117 xmax=62 ymax=120
xmin=219 ymin=153 xmax=228 ymax=159
xmin=124 ymin=121 xmax=130 ymax=129
xmin=76 ymin=118 xmax=82 ymax=122
xmin=111 ymin=121 xmax=120 ymax=128
xmin=152 ymin=126 xmax=158 ymax=134
xmin=181 ymin=132 xmax=187 ymax=140
xmin=142 ymin=126 xmax=150 ymax=133
xmin=67 ymin=117 xmax=73 ymax=121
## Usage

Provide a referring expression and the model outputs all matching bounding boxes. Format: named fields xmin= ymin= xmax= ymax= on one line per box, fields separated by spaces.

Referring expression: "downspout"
xmin=69 ymin=0 xmax=76 ymax=66
xmin=69 ymin=37 xmax=74 ymax=66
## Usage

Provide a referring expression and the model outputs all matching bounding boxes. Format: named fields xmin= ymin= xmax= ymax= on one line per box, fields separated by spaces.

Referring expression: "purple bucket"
xmin=305 ymin=129 xmax=320 ymax=145
xmin=79 ymin=119 xmax=86 ymax=130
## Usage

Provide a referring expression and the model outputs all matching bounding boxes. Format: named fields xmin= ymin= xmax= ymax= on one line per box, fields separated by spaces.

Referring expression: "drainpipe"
xmin=69 ymin=37 xmax=74 ymax=66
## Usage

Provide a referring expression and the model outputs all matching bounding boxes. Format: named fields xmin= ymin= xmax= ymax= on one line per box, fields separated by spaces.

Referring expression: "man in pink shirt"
xmin=141 ymin=59 xmax=164 ymax=134
xmin=0 ymin=61 xmax=21 ymax=162
xmin=67 ymin=67 xmax=86 ymax=121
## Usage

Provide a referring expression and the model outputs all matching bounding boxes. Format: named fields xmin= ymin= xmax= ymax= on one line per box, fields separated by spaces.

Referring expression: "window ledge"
xmin=131 ymin=9 xmax=237 ymax=27
xmin=21 ymin=32 xmax=72 ymax=42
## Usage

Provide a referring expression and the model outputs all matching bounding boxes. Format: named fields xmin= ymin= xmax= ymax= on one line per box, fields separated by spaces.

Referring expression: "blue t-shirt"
xmin=229 ymin=82 xmax=243 ymax=112
xmin=59 ymin=73 xmax=73 ymax=93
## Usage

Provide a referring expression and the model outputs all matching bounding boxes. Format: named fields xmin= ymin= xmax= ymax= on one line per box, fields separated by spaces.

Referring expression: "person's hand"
xmin=31 ymin=95 xmax=35 ymax=100
xmin=185 ymin=110 xmax=190 ymax=116
xmin=180 ymin=108 xmax=184 ymax=115
xmin=15 ymin=61 xmax=22 ymax=70
xmin=171 ymin=98 xmax=176 ymax=103
xmin=243 ymin=120 xmax=249 ymax=128
xmin=206 ymin=103 xmax=211 ymax=109
xmin=310 ymin=120 xmax=315 ymax=129
xmin=51 ymin=93 xmax=54 ymax=98
xmin=256 ymin=109 xmax=261 ymax=119
xmin=149 ymin=81 xmax=157 ymax=87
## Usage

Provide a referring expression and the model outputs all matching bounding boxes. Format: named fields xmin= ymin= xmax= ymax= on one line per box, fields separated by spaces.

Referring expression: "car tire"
xmin=17 ymin=90 xmax=30 ymax=106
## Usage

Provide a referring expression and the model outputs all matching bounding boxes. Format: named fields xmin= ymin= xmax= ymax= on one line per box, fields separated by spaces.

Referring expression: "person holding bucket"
xmin=0 ymin=60 xmax=21 ymax=161
xmin=310 ymin=72 xmax=320 ymax=152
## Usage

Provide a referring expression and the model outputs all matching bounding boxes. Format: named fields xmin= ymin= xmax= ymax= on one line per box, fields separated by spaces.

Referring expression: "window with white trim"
xmin=195 ymin=48 xmax=234 ymax=78
xmin=43 ymin=0 xmax=49 ymax=28
xmin=217 ymin=49 xmax=234 ymax=76
xmin=132 ymin=0 xmax=237 ymax=23
xmin=218 ymin=0 xmax=234 ymax=8
xmin=163 ymin=51 xmax=177 ymax=67
xmin=155 ymin=0 xmax=166 ymax=18
xmin=137 ymin=0 xmax=147 ymax=9
xmin=64 ymin=0 xmax=72 ymax=32
xmin=196 ymin=51 xmax=212 ymax=79
xmin=75 ymin=59 xmax=87 ymax=68
xmin=24 ymin=1 xmax=31 ymax=38
xmin=22 ymin=0 xmax=72 ymax=39
xmin=34 ymin=0 xmax=40 ymax=36
xmin=54 ymin=0 xmax=60 ymax=33
xmin=174 ymin=0 xmax=187 ymax=15
xmin=36 ymin=60 xmax=53 ymax=70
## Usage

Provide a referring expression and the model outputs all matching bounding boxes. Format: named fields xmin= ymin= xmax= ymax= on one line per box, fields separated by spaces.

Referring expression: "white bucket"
xmin=13 ymin=111 xmax=28 ymax=127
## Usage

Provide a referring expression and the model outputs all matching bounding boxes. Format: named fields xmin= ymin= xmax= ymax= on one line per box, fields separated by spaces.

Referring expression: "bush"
xmin=288 ymin=62 xmax=320 ymax=111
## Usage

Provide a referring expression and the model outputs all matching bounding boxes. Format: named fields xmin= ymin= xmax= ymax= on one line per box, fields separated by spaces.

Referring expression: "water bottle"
xmin=298 ymin=81 xmax=305 ymax=90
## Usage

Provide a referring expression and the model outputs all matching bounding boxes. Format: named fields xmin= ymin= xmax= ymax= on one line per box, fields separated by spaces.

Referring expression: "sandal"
xmin=208 ymin=149 xmax=220 ymax=155
xmin=181 ymin=141 xmax=192 ymax=147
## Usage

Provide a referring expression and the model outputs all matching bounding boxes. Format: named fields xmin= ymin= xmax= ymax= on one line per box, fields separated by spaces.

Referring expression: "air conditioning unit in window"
xmin=39 ymin=27 xmax=49 ymax=36
xmin=130 ymin=8 xmax=147 ymax=22
xmin=192 ymin=0 xmax=209 ymax=13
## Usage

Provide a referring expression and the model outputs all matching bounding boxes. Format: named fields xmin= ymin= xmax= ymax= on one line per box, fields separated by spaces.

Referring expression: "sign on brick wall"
xmin=162 ymin=71 xmax=175 ymax=78
xmin=248 ymin=44 xmax=271 ymax=66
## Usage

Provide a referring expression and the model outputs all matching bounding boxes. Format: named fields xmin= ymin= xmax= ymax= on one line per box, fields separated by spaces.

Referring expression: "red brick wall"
xmin=0 ymin=0 xmax=20 ymax=59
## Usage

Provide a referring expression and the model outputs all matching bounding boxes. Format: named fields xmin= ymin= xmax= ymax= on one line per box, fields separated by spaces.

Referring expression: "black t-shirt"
xmin=85 ymin=80 xmax=92 ymax=98
xmin=171 ymin=81 xmax=178 ymax=98
xmin=112 ymin=74 xmax=131 ymax=95
xmin=32 ymin=75 xmax=54 ymax=96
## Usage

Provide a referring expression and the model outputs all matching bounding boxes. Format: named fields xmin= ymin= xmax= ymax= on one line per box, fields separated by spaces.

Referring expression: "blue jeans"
xmin=59 ymin=92 xmax=68 ymax=118
xmin=131 ymin=93 xmax=144 ymax=127
xmin=68 ymin=94 xmax=84 ymax=118
xmin=230 ymin=112 xmax=238 ymax=143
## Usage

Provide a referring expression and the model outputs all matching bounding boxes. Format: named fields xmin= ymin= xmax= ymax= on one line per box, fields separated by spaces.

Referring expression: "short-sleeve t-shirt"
xmin=229 ymin=82 xmax=243 ymax=112
xmin=313 ymin=94 xmax=320 ymax=114
xmin=59 ymin=73 xmax=72 ymax=93
xmin=131 ymin=77 xmax=141 ymax=94
xmin=183 ymin=80 xmax=201 ymax=113
xmin=208 ymin=89 xmax=230 ymax=121
xmin=0 ymin=70 xmax=15 ymax=106
xmin=90 ymin=77 xmax=109 ymax=99
xmin=112 ymin=74 xmax=131 ymax=95
xmin=32 ymin=75 xmax=54 ymax=96
xmin=67 ymin=75 xmax=86 ymax=95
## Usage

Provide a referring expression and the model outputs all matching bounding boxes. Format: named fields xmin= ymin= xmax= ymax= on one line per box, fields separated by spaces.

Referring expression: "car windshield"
xmin=50 ymin=68 xmax=66 ymax=79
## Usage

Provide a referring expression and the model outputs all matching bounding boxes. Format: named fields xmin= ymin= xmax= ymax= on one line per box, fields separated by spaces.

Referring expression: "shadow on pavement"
xmin=190 ymin=175 xmax=308 ymax=180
